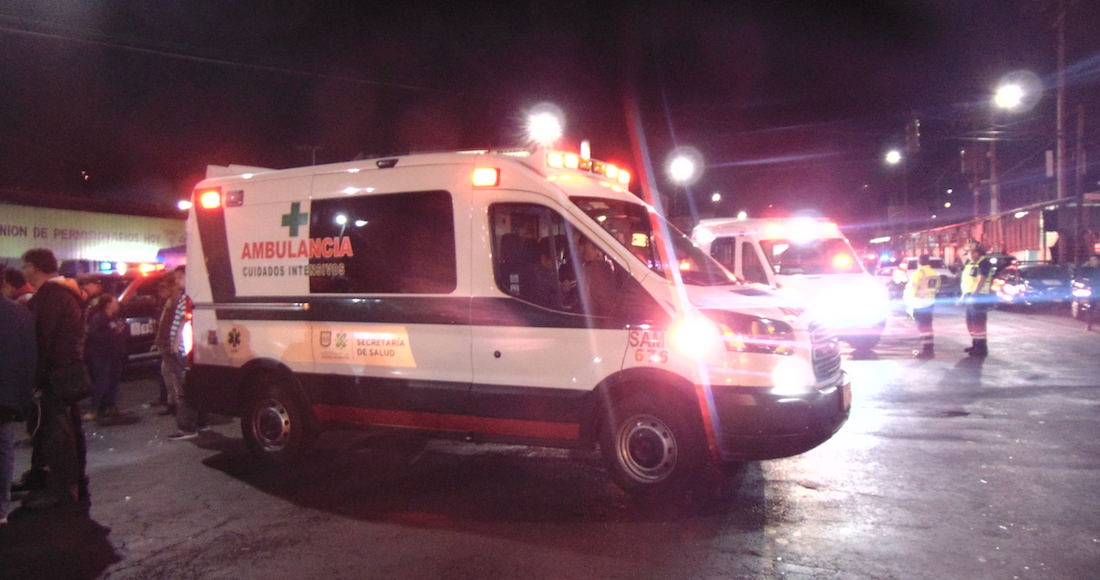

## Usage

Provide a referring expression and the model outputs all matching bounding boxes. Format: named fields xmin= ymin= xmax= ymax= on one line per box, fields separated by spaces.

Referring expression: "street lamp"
xmin=885 ymin=149 xmax=907 ymax=222
xmin=987 ymin=75 xmax=1034 ymax=216
xmin=665 ymin=147 xmax=703 ymax=217
xmin=526 ymin=103 xmax=564 ymax=147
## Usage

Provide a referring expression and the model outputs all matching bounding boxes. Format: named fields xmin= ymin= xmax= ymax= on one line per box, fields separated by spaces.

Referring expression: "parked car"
xmin=993 ymin=262 xmax=1073 ymax=311
xmin=1070 ymin=261 xmax=1099 ymax=322
xmin=898 ymin=256 xmax=959 ymax=298
xmin=874 ymin=260 xmax=905 ymax=300
xmin=875 ymin=256 xmax=958 ymax=300
xmin=76 ymin=270 xmax=170 ymax=362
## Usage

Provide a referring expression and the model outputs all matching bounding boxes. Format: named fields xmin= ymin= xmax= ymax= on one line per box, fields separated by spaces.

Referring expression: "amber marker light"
xmin=198 ymin=188 xmax=222 ymax=209
xmin=472 ymin=167 xmax=500 ymax=187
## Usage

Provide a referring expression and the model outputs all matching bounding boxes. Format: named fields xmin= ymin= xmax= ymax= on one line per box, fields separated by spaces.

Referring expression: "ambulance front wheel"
xmin=600 ymin=391 xmax=704 ymax=502
xmin=241 ymin=383 xmax=317 ymax=466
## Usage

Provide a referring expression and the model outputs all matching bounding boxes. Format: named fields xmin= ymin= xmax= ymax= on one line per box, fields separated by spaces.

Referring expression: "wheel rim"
xmin=252 ymin=398 xmax=292 ymax=452
xmin=617 ymin=414 xmax=677 ymax=483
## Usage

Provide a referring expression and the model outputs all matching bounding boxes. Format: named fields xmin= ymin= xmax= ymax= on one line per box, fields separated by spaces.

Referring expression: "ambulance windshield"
xmin=570 ymin=197 xmax=736 ymax=286
xmin=759 ymin=238 xmax=863 ymax=276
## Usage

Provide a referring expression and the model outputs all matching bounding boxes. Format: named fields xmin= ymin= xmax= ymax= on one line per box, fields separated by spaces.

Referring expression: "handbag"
xmin=47 ymin=361 xmax=94 ymax=405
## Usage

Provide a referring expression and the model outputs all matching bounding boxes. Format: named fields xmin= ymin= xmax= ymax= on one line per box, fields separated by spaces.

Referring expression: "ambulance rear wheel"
xmin=242 ymin=384 xmax=316 ymax=466
xmin=600 ymin=391 xmax=704 ymax=502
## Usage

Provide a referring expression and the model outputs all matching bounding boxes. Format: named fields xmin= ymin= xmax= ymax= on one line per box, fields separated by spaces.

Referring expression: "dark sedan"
xmin=994 ymin=263 xmax=1073 ymax=311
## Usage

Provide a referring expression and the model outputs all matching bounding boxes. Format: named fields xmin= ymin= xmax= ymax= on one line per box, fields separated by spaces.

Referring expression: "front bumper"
xmin=710 ymin=371 xmax=851 ymax=462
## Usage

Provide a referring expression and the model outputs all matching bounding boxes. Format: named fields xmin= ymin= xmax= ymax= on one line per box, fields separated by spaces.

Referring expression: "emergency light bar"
xmin=545 ymin=150 xmax=631 ymax=185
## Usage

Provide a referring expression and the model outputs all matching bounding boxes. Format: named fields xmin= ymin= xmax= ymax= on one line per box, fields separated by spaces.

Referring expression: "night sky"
xmin=2 ymin=1 xmax=1098 ymax=239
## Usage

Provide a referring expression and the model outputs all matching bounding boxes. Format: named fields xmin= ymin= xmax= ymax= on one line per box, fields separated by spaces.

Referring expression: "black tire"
xmin=241 ymin=381 xmax=317 ymax=466
xmin=600 ymin=390 xmax=705 ymax=502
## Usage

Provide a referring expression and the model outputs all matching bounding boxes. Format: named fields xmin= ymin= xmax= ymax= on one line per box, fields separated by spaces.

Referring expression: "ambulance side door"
xmin=469 ymin=198 xmax=625 ymax=442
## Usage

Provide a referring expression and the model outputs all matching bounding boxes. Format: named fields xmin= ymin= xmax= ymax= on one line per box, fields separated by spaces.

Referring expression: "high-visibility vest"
xmin=961 ymin=257 xmax=992 ymax=295
xmin=904 ymin=265 xmax=940 ymax=308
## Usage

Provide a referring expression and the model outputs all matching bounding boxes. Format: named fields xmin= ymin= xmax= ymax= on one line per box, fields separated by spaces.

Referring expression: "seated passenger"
xmin=523 ymin=237 xmax=567 ymax=309
xmin=577 ymin=235 xmax=616 ymax=317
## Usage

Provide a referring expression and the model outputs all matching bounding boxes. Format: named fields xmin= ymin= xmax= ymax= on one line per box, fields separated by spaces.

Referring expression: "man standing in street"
xmin=958 ymin=243 xmax=993 ymax=357
xmin=905 ymin=254 xmax=940 ymax=359
xmin=160 ymin=266 xmax=202 ymax=440
xmin=21 ymin=248 xmax=90 ymax=510
xmin=155 ymin=267 xmax=184 ymax=417
xmin=0 ymin=291 xmax=36 ymax=523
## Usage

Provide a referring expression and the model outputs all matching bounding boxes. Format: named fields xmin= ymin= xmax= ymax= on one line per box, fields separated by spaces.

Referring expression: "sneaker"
xmin=168 ymin=430 xmax=199 ymax=441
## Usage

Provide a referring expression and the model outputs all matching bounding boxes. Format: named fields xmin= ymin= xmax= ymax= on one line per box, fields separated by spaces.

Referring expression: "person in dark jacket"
xmin=83 ymin=294 xmax=129 ymax=422
xmin=0 ymin=294 xmax=36 ymax=523
xmin=20 ymin=248 xmax=90 ymax=510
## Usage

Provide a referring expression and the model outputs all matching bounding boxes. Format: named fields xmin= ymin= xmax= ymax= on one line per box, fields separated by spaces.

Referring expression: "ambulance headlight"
xmin=670 ymin=316 xmax=723 ymax=357
xmin=703 ymin=310 xmax=796 ymax=355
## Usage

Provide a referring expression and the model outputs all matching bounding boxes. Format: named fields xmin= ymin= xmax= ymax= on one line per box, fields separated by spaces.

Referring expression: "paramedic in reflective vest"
xmin=904 ymin=254 xmax=940 ymax=359
xmin=957 ymin=243 xmax=993 ymax=357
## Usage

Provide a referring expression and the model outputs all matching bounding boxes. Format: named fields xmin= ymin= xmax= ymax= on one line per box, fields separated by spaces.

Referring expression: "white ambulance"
xmin=692 ymin=217 xmax=889 ymax=350
xmin=183 ymin=147 xmax=850 ymax=501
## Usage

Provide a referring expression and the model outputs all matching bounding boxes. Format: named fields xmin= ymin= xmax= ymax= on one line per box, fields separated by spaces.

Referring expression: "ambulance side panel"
xmin=187 ymin=161 xmax=475 ymax=427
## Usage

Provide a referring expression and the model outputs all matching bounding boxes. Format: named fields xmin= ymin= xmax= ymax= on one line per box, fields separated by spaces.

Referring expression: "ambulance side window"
xmin=490 ymin=203 xmax=576 ymax=312
xmin=489 ymin=203 xmax=664 ymax=324
xmin=742 ymin=241 xmax=770 ymax=284
xmin=710 ymin=238 xmax=736 ymax=272
xmin=309 ymin=190 xmax=457 ymax=294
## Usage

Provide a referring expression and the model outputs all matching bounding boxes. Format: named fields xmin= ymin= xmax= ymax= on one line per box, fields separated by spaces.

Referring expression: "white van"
xmin=692 ymin=217 xmax=889 ymax=350
xmin=183 ymin=147 xmax=850 ymax=500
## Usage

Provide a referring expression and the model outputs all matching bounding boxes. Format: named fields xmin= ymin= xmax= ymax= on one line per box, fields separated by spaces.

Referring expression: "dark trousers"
xmin=965 ymin=302 xmax=989 ymax=339
xmin=87 ymin=355 xmax=123 ymax=412
xmin=36 ymin=396 xmax=87 ymax=499
xmin=913 ymin=306 xmax=934 ymax=347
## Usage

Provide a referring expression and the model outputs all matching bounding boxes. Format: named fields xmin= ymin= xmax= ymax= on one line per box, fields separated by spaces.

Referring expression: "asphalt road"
xmin=2 ymin=304 xmax=1097 ymax=580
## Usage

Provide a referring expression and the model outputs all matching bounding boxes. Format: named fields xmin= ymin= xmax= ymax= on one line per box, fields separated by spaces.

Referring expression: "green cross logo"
xmin=281 ymin=202 xmax=309 ymax=237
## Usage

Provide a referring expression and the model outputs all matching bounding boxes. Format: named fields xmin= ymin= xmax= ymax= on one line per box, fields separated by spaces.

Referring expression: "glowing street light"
xmin=526 ymin=103 xmax=563 ymax=146
xmin=994 ymin=83 xmax=1024 ymax=110
xmin=885 ymin=150 xmax=902 ymax=165
xmin=666 ymin=147 xmax=703 ymax=185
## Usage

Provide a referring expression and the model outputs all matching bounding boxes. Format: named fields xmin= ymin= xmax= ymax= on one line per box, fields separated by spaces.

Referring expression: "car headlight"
xmin=702 ymin=310 xmax=796 ymax=355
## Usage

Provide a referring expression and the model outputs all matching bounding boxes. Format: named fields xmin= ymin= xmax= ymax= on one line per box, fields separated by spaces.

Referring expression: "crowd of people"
xmin=0 ymin=249 xmax=193 ymax=524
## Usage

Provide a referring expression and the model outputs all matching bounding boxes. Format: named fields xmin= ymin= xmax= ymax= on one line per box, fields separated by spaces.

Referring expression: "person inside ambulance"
xmin=522 ymin=236 xmax=570 ymax=310
xmin=575 ymin=234 xmax=616 ymax=317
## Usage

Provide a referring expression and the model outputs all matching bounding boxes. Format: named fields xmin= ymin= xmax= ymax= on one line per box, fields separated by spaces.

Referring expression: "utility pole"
xmin=1075 ymin=105 xmax=1085 ymax=263
xmin=1055 ymin=0 xmax=1067 ymax=204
